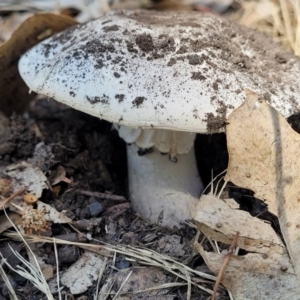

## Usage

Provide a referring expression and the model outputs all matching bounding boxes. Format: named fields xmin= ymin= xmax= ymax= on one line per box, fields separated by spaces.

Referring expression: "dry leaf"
xmin=157 ymin=235 xmax=185 ymax=257
xmin=0 ymin=212 xmax=23 ymax=234
xmin=48 ymin=165 xmax=72 ymax=186
xmin=0 ymin=177 xmax=13 ymax=197
xmin=37 ymin=201 xmax=72 ymax=224
xmin=195 ymin=194 xmax=285 ymax=254
xmin=0 ymin=13 xmax=77 ymax=116
xmin=225 ymin=89 xmax=300 ymax=282
xmin=2 ymin=161 xmax=47 ymax=198
xmin=195 ymin=243 xmax=300 ymax=300
xmin=223 ymin=198 xmax=239 ymax=209
xmin=194 ymin=194 xmax=300 ymax=299
xmin=61 ymin=251 xmax=104 ymax=295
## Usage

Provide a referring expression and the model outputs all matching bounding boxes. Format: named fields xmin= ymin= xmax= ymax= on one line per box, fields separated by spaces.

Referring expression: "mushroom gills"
xmin=116 ymin=125 xmax=196 ymax=159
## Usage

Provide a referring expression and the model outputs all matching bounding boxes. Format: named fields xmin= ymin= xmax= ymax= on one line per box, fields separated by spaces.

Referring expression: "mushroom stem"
xmin=127 ymin=144 xmax=204 ymax=227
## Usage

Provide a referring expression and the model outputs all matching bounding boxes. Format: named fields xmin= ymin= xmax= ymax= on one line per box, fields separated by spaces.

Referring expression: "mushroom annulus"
xmin=18 ymin=10 xmax=300 ymax=227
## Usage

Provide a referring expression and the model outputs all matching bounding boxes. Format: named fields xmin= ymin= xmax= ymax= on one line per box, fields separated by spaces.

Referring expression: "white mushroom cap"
xmin=18 ymin=10 xmax=300 ymax=134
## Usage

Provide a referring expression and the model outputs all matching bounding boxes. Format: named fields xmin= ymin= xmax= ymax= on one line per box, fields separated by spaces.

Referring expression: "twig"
xmin=53 ymin=239 xmax=62 ymax=300
xmin=72 ymin=218 xmax=102 ymax=231
xmin=0 ymin=187 xmax=26 ymax=210
xmin=212 ymin=231 xmax=239 ymax=300
xmin=53 ymin=232 xmax=88 ymax=243
xmin=78 ymin=190 xmax=126 ymax=202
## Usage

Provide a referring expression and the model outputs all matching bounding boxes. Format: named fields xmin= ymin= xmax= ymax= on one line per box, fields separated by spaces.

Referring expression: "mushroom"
xmin=18 ymin=10 xmax=300 ymax=227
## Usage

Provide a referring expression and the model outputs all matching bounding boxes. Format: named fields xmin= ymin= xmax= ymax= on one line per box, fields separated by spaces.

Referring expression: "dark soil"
xmin=1 ymin=96 xmax=294 ymax=299
xmin=0 ymin=97 xmax=231 ymax=299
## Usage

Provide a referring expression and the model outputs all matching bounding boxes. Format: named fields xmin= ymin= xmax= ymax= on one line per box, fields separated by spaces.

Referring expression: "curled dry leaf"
xmin=194 ymin=195 xmax=300 ymax=299
xmin=48 ymin=165 xmax=72 ymax=186
xmin=0 ymin=13 xmax=77 ymax=116
xmin=195 ymin=195 xmax=285 ymax=254
xmin=195 ymin=243 xmax=300 ymax=300
xmin=225 ymin=90 xmax=300 ymax=283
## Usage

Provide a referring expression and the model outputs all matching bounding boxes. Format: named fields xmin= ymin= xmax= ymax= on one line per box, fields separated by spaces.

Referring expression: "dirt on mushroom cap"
xmin=19 ymin=10 xmax=300 ymax=133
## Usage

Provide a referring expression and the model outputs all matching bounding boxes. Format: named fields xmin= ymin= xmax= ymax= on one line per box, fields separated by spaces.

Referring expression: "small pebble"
xmin=116 ymin=259 xmax=131 ymax=269
xmin=88 ymin=201 xmax=103 ymax=216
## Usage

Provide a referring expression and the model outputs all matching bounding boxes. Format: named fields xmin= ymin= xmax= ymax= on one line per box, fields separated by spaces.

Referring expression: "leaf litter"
xmin=195 ymin=90 xmax=300 ymax=299
xmin=226 ymin=90 xmax=300 ymax=280
xmin=195 ymin=194 xmax=300 ymax=299
xmin=1 ymin=1 xmax=300 ymax=299
xmin=0 ymin=97 xmax=217 ymax=299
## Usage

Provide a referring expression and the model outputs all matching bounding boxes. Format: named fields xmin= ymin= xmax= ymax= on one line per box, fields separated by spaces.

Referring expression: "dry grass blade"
xmin=94 ymin=257 xmax=108 ymax=300
xmin=105 ymin=282 xmax=187 ymax=297
xmin=183 ymin=268 xmax=192 ymax=300
xmin=53 ymin=239 xmax=61 ymax=300
xmin=3 ymin=209 xmax=54 ymax=300
xmin=279 ymin=0 xmax=295 ymax=51
xmin=290 ymin=0 xmax=300 ymax=55
xmin=132 ymin=282 xmax=186 ymax=293
xmin=123 ymin=245 xmax=215 ymax=293
xmin=0 ymin=257 xmax=18 ymax=300
xmin=112 ymin=270 xmax=132 ymax=300
xmin=2 ymin=246 xmax=54 ymax=299
xmin=5 ymin=232 xmax=216 ymax=295
xmin=237 ymin=0 xmax=300 ymax=55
